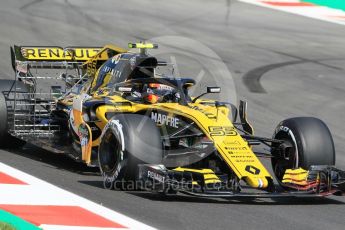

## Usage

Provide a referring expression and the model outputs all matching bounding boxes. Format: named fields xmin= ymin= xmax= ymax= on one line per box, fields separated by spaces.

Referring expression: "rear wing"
xmin=11 ymin=44 xmax=127 ymax=71
xmin=9 ymin=44 xmax=127 ymax=95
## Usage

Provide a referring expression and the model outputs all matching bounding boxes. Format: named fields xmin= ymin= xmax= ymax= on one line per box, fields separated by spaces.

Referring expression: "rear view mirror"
xmin=207 ymin=87 xmax=221 ymax=93
xmin=115 ymin=86 xmax=132 ymax=93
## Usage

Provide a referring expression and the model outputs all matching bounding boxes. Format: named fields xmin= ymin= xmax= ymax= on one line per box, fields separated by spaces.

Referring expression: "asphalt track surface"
xmin=1 ymin=0 xmax=345 ymax=229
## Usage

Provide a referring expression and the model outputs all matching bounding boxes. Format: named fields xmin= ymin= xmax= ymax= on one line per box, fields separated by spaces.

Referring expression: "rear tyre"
xmin=0 ymin=93 xmax=9 ymax=145
xmin=98 ymin=114 xmax=162 ymax=190
xmin=271 ymin=117 xmax=335 ymax=181
xmin=0 ymin=80 xmax=28 ymax=148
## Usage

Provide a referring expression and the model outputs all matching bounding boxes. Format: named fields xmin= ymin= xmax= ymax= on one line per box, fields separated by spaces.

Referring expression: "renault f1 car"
xmin=1 ymin=42 xmax=345 ymax=198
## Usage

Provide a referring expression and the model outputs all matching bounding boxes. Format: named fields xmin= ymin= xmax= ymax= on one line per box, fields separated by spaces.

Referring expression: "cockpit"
xmin=112 ymin=77 xmax=195 ymax=104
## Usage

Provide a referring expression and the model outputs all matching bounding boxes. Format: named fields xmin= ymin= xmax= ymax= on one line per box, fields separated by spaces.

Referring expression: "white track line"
xmin=0 ymin=162 xmax=156 ymax=230
xmin=39 ymin=225 xmax=128 ymax=230
xmin=239 ymin=0 xmax=345 ymax=26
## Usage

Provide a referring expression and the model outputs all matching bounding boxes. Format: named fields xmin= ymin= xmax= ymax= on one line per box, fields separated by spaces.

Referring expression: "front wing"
xmin=137 ymin=164 xmax=345 ymax=198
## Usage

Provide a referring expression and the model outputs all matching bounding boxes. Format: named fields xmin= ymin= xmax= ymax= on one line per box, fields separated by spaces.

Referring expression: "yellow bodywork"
xmin=83 ymin=44 xmax=127 ymax=81
xmin=71 ymin=94 xmax=93 ymax=165
xmin=173 ymin=167 xmax=221 ymax=184
xmin=282 ymin=168 xmax=309 ymax=186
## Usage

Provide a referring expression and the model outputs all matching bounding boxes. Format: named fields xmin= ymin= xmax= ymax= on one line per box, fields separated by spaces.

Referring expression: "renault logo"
xmin=245 ymin=165 xmax=260 ymax=175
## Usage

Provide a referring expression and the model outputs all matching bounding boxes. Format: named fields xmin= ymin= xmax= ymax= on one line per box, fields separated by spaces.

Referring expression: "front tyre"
xmin=98 ymin=114 xmax=163 ymax=190
xmin=271 ymin=117 xmax=335 ymax=181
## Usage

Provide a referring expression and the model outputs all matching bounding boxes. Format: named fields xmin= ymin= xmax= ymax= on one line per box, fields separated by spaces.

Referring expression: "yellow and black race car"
xmin=1 ymin=42 xmax=345 ymax=198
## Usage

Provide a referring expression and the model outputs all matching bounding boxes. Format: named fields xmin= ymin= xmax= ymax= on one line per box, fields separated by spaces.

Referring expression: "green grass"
xmin=302 ymin=0 xmax=345 ymax=11
xmin=0 ymin=210 xmax=40 ymax=230
xmin=0 ymin=222 xmax=16 ymax=230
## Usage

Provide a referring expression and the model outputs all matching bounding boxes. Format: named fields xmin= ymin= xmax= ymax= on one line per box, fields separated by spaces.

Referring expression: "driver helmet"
xmin=144 ymin=83 xmax=175 ymax=104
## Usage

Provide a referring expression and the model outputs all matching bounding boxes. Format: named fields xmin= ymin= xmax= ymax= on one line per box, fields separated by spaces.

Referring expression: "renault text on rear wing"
xmin=11 ymin=46 xmax=108 ymax=62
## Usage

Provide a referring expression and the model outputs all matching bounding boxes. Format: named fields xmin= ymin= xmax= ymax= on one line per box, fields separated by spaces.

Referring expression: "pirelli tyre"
xmin=271 ymin=117 xmax=335 ymax=181
xmin=0 ymin=92 xmax=8 ymax=144
xmin=0 ymin=80 xmax=28 ymax=147
xmin=98 ymin=114 xmax=163 ymax=190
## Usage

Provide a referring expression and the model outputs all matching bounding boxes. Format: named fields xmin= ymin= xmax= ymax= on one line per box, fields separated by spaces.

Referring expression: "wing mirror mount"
xmin=192 ymin=87 xmax=221 ymax=103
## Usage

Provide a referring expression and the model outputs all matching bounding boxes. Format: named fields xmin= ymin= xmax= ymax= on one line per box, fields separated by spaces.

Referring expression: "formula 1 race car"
xmin=1 ymin=42 xmax=345 ymax=198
